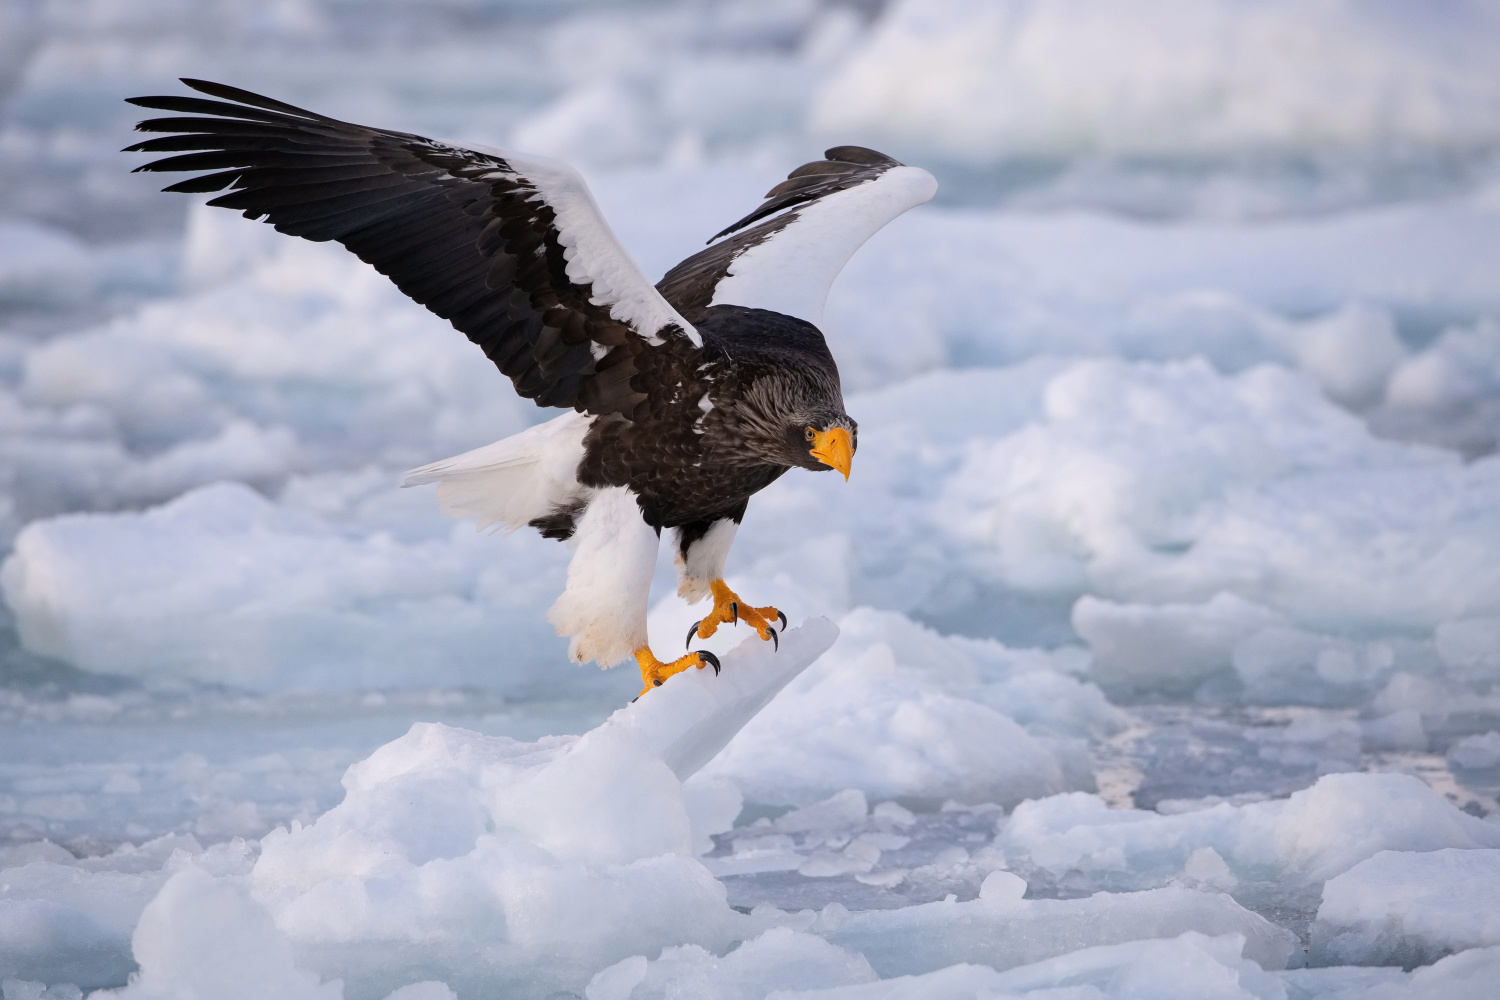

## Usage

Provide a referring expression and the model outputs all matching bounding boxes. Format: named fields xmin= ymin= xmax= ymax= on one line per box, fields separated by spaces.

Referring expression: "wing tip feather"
xmin=823 ymin=145 xmax=903 ymax=167
xmin=706 ymin=145 xmax=907 ymax=242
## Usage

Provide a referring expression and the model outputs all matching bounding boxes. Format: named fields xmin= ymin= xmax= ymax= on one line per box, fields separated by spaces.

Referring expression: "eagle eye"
xmin=804 ymin=426 xmax=816 ymax=442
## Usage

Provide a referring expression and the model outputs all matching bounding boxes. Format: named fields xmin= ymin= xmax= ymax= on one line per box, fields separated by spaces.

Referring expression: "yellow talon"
xmin=691 ymin=580 xmax=784 ymax=644
xmin=635 ymin=646 xmax=718 ymax=698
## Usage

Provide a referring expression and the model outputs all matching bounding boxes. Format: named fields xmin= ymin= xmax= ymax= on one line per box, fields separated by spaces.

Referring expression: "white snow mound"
xmin=135 ymin=621 xmax=835 ymax=1000
xmin=602 ymin=930 xmax=1287 ymax=1000
xmin=1000 ymin=772 xmax=1500 ymax=888
xmin=696 ymin=608 xmax=1113 ymax=808
xmin=811 ymin=872 xmax=1295 ymax=976
xmin=1312 ymin=849 xmax=1500 ymax=967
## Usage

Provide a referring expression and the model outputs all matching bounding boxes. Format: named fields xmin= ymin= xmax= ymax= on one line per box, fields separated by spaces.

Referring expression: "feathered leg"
xmin=548 ymin=486 xmax=717 ymax=696
xmin=548 ymin=486 xmax=659 ymax=667
xmin=674 ymin=515 xmax=786 ymax=649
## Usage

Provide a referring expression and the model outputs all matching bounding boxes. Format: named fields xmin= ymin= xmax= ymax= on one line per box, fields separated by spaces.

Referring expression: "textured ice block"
xmin=1312 ymin=849 xmax=1500 ymax=967
xmin=812 ymin=873 xmax=1297 ymax=976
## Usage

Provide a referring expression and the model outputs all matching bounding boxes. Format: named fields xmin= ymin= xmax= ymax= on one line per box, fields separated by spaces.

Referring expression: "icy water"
xmin=4 ymin=1 xmax=1500 ymax=998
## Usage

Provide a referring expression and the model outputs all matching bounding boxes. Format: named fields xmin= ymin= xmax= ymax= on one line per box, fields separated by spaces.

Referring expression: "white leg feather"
xmin=548 ymin=487 xmax=660 ymax=667
xmin=674 ymin=519 xmax=738 ymax=603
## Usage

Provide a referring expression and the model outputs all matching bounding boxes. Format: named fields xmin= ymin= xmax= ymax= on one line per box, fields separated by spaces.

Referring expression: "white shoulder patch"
xmin=468 ymin=146 xmax=701 ymax=348
xmin=708 ymin=165 xmax=937 ymax=327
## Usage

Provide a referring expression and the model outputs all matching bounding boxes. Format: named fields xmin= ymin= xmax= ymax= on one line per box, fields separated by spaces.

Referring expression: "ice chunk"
xmin=1449 ymin=731 xmax=1500 ymax=770
xmin=981 ymin=931 xmax=1285 ymax=1000
xmin=1232 ymin=628 xmax=1402 ymax=707
xmin=1280 ymin=946 xmax=1500 ymax=1000
xmin=759 ymin=932 xmax=1283 ymax=1000
xmin=608 ymin=618 xmax=839 ymax=780
xmin=1 ymin=980 xmax=84 ymax=1000
xmin=1376 ymin=319 xmax=1500 ymax=457
xmin=379 ymin=984 xmax=455 ymax=1000
xmin=1073 ymin=592 xmax=1284 ymax=694
xmin=924 ymin=357 xmax=1500 ymax=652
xmin=91 ymin=866 xmax=341 ymax=1000
xmin=0 ymin=896 xmax=118 ymax=991
xmin=0 ymin=220 xmax=96 ymax=309
xmin=776 ymin=791 xmax=870 ymax=834
xmin=0 ymin=220 xmax=173 ymax=310
xmin=810 ymin=880 xmax=1294 ymax=977
xmin=1283 ymin=302 xmax=1407 ymax=408
xmin=513 ymin=80 xmax=664 ymax=167
xmin=585 ymin=928 xmax=876 ymax=1000
xmin=0 ymin=836 xmax=253 ymax=991
xmin=697 ymin=612 xmax=1077 ymax=808
xmin=1183 ymin=847 xmax=1239 ymax=891
xmin=1359 ymin=710 xmax=1427 ymax=752
xmin=0 ymin=842 xmax=74 ymax=868
xmin=1311 ymin=849 xmax=1500 ymax=967
xmin=1274 ymin=774 xmax=1500 ymax=880
xmin=594 ymin=921 xmax=1285 ymax=999
xmin=1000 ymin=773 xmax=1500 ymax=891
xmin=0 ymin=482 xmax=585 ymax=694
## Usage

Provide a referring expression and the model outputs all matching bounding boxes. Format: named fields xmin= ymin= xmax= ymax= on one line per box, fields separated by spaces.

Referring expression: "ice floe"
xmin=4 ymin=626 xmax=1437 ymax=1000
xmin=999 ymin=773 xmax=1500 ymax=891
xmin=1311 ymin=849 xmax=1500 ymax=967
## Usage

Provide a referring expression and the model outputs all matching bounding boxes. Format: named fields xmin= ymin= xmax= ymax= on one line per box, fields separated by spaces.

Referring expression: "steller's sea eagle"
xmin=126 ymin=79 xmax=936 ymax=697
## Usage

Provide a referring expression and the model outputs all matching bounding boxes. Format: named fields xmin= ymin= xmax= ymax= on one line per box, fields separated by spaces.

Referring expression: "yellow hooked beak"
xmin=809 ymin=426 xmax=853 ymax=481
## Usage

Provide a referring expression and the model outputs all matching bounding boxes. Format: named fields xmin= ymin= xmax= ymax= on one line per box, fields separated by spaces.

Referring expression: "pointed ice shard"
xmin=605 ymin=617 xmax=840 ymax=781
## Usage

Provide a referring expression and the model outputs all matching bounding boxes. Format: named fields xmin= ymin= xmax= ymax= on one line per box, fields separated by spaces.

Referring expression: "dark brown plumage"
xmin=577 ymin=304 xmax=847 ymax=530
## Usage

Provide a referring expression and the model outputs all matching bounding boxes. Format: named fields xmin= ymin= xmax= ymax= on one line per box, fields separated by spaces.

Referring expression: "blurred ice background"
xmin=3 ymin=1 xmax=1500 ymax=997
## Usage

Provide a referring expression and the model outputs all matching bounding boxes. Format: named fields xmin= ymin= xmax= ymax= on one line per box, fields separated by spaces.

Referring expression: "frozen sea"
xmin=3 ymin=1 xmax=1500 ymax=998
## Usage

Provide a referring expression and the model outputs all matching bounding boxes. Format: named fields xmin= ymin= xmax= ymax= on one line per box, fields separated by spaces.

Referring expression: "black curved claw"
xmin=686 ymin=620 xmax=702 ymax=649
xmin=730 ymin=601 xmax=739 ymax=625
xmin=696 ymin=649 xmax=721 ymax=675
xmin=776 ymin=610 xmax=789 ymax=631
xmin=769 ymin=628 xmax=778 ymax=652
xmin=653 ymin=678 xmax=663 ymax=686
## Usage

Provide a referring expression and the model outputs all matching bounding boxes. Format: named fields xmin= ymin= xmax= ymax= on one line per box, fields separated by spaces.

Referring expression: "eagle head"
xmin=734 ymin=369 xmax=856 ymax=479
xmin=787 ymin=413 xmax=856 ymax=480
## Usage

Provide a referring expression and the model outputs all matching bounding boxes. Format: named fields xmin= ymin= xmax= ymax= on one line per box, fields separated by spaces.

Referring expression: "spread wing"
xmin=126 ymin=79 xmax=700 ymax=419
xmin=658 ymin=147 xmax=937 ymax=328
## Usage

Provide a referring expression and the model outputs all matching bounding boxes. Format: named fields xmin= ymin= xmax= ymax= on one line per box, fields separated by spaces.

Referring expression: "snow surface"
xmin=4 ymin=0 xmax=1500 ymax=997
